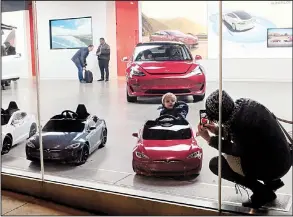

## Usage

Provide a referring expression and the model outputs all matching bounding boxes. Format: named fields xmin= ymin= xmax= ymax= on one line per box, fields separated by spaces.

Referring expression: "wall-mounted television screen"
xmin=267 ymin=28 xmax=292 ymax=48
xmin=49 ymin=16 xmax=93 ymax=49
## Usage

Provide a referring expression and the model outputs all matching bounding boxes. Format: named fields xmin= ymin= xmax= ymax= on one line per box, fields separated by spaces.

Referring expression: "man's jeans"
xmin=75 ymin=63 xmax=84 ymax=81
xmin=98 ymin=59 xmax=110 ymax=80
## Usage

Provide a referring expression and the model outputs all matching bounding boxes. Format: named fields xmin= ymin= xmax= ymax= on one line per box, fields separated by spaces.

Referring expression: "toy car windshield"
xmin=143 ymin=115 xmax=192 ymax=140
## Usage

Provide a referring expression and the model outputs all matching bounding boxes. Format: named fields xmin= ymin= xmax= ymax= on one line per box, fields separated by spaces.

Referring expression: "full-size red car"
xmin=132 ymin=115 xmax=203 ymax=177
xmin=150 ymin=30 xmax=198 ymax=48
xmin=123 ymin=41 xmax=206 ymax=103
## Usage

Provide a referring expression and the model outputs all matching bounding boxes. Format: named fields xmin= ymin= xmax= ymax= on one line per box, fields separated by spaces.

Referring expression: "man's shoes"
xmin=80 ymin=80 xmax=86 ymax=83
xmin=98 ymin=79 xmax=104 ymax=81
xmin=242 ymin=187 xmax=277 ymax=209
xmin=105 ymin=79 xmax=109 ymax=82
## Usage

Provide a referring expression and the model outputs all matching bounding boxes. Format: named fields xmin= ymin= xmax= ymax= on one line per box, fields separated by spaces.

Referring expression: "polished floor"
xmin=2 ymin=79 xmax=292 ymax=213
xmin=1 ymin=190 xmax=95 ymax=215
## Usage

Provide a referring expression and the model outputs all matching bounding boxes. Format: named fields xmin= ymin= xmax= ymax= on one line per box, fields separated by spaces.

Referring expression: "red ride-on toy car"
xmin=132 ymin=115 xmax=203 ymax=177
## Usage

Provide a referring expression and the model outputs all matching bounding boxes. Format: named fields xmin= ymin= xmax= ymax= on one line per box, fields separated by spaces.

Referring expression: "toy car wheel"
xmin=127 ymin=88 xmax=137 ymax=103
xmin=100 ymin=128 xmax=107 ymax=148
xmin=1 ymin=136 xmax=13 ymax=155
xmin=74 ymin=145 xmax=89 ymax=166
xmin=28 ymin=123 xmax=37 ymax=138
xmin=193 ymin=94 xmax=205 ymax=102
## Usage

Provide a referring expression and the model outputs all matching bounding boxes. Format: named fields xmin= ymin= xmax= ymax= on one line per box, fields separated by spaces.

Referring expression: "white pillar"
xmin=217 ymin=0 xmax=223 ymax=212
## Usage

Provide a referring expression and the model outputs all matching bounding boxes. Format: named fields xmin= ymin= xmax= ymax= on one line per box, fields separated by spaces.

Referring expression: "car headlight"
xmin=187 ymin=151 xmax=202 ymax=159
xmin=135 ymin=151 xmax=149 ymax=159
xmin=26 ymin=141 xmax=35 ymax=148
xmin=130 ymin=68 xmax=145 ymax=78
xmin=190 ymin=66 xmax=203 ymax=75
xmin=65 ymin=143 xmax=81 ymax=149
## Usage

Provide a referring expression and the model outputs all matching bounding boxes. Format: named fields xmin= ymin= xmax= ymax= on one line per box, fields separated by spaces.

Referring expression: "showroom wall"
xmin=139 ymin=1 xmax=292 ymax=82
xmin=35 ymin=1 xmax=117 ymax=80
xmin=2 ymin=11 xmax=31 ymax=78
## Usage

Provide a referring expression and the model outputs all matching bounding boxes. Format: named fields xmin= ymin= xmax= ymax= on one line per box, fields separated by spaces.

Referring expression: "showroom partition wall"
xmin=2 ymin=1 xmax=292 ymax=216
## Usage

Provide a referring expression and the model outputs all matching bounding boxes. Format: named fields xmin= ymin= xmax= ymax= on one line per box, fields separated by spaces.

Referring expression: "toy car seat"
xmin=76 ymin=104 xmax=90 ymax=120
xmin=7 ymin=101 xmax=19 ymax=115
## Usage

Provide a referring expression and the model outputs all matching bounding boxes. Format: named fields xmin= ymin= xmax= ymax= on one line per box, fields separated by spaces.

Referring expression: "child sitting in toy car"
xmin=158 ymin=92 xmax=189 ymax=118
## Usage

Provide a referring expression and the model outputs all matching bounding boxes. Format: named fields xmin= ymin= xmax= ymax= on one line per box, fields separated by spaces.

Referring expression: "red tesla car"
xmin=132 ymin=115 xmax=203 ymax=177
xmin=150 ymin=30 xmax=198 ymax=48
xmin=123 ymin=41 xmax=206 ymax=103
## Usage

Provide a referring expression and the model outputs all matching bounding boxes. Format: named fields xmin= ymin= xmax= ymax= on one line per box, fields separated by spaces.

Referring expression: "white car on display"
xmin=222 ymin=10 xmax=256 ymax=32
xmin=1 ymin=23 xmax=21 ymax=90
xmin=1 ymin=101 xmax=37 ymax=155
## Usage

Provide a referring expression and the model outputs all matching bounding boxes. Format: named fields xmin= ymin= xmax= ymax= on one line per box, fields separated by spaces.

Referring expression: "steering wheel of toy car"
xmin=156 ymin=114 xmax=177 ymax=123
xmin=61 ymin=110 xmax=78 ymax=119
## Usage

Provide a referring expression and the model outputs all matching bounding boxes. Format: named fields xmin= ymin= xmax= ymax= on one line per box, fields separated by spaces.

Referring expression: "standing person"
xmin=4 ymin=42 xmax=16 ymax=55
xmin=196 ymin=90 xmax=292 ymax=209
xmin=71 ymin=45 xmax=94 ymax=83
xmin=96 ymin=38 xmax=110 ymax=82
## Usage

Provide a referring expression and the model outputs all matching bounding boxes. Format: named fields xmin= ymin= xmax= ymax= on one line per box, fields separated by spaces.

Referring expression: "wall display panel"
xmin=49 ymin=16 xmax=93 ymax=49
xmin=141 ymin=1 xmax=208 ymax=59
xmin=267 ymin=28 xmax=292 ymax=48
xmin=208 ymin=1 xmax=293 ymax=58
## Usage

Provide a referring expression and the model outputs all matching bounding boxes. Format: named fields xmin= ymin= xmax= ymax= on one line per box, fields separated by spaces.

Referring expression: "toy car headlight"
xmin=135 ymin=151 xmax=149 ymax=159
xmin=65 ymin=143 xmax=81 ymax=149
xmin=187 ymin=151 xmax=202 ymax=159
xmin=26 ymin=141 xmax=35 ymax=148
xmin=130 ymin=68 xmax=145 ymax=78
xmin=190 ymin=66 xmax=203 ymax=75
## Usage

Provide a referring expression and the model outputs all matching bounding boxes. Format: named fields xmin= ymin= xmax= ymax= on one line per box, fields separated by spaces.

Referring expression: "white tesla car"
xmin=223 ymin=10 xmax=255 ymax=32
xmin=1 ymin=101 xmax=37 ymax=155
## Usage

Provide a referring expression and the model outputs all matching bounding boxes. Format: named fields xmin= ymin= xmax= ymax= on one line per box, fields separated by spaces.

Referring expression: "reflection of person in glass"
xmin=197 ymin=90 xmax=292 ymax=209
xmin=71 ymin=45 xmax=94 ymax=83
xmin=3 ymin=42 xmax=16 ymax=56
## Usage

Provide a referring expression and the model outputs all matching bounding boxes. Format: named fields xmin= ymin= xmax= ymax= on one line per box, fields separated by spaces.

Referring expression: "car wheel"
xmin=75 ymin=145 xmax=89 ymax=166
xmin=193 ymin=94 xmax=205 ymax=102
xmin=1 ymin=136 xmax=13 ymax=155
xmin=232 ymin=23 xmax=237 ymax=31
xmin=28 ymin=123 xmax=37 ymax=138
xmin=126 ymin=88 xmax=137 ymax=103
xmin=99 ymin=128 xmax=108 ymax=148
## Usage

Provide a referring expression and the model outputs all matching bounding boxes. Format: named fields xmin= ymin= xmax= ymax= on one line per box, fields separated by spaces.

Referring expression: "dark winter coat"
xmin=209 ymin=98 xmax=292 ymax=181
xmin=158 ymin=101 xmax=189 ymax=118
xmin=71 ymin=47 xmax=89 ymax=67
xmin=96 ymin=43 xmax=110 ymax=61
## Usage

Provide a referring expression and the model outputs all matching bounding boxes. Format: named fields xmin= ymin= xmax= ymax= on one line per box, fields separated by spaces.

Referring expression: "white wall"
xmin=201 ymin=58 xmax=292 ymax=82
xmin=2 ymin=11 xmax=31 ymax=78
xmin=36 ymin=1 xmax=117 ymax=80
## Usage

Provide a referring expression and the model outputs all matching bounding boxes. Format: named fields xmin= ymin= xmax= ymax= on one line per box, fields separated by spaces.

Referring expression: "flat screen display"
xmin=267 ymin=28 xmax=292 ymax=48
xmin=49 ymin=16 xmax=93 ymax=49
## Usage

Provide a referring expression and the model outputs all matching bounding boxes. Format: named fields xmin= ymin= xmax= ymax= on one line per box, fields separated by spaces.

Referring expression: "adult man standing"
xmin=96 ymin=38 xmax=110 ymax=82
xmin=71 ymin=45 xmax=94 ymax=83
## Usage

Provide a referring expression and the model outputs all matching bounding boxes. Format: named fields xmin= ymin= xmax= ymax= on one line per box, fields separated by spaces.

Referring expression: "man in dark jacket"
xmin=96 ymin=38 xmax=110 ymax=82
xmin=197 ymin=90 xmax=291 ymax=209
xmin=71 ymin=45 xmax=94 ymax=83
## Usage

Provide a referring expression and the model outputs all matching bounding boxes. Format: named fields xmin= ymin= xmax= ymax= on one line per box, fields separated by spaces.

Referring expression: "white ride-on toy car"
xmin=1 ymin=101 xmax=37 ymax=155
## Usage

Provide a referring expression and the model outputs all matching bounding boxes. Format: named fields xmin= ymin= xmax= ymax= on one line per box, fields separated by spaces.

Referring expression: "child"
xmin=158 ymin=92 xmax=189 ymax=118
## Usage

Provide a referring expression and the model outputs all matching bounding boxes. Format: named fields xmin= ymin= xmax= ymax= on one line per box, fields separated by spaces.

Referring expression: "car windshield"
xmin=142 ymin=125 xmax=192 ymax=140
xmin=134 ymin=44 xmax=192 ymax=61
xmin=234 ymin=11 xmax=252 ymax=20
xmin=42 ymin=120 xmax=85 ymax=132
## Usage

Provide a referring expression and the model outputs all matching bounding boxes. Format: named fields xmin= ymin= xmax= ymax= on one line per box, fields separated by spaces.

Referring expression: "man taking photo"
xmin=71 ymin=45 xmax=94 ymax=83
xmin=96 ymin=38 xmax=110 ymax=82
